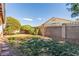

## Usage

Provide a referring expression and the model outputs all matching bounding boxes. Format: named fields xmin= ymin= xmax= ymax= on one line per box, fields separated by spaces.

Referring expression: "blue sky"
xmin=6 ymin=3 xmax=72 ymax=26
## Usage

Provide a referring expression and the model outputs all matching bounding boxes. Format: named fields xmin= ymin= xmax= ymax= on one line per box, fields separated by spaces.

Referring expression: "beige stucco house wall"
xmin=0 ymin=3 xmax=5 ymax=37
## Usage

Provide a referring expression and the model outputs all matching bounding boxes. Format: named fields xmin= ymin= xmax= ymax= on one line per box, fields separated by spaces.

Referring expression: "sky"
xmin=6 ymin=3 xmax=72 ymax=26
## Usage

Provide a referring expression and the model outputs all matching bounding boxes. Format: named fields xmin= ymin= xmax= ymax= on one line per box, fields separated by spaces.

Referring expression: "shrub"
xmin=20 ymin=25 xmax=34 ymax=34
xmin=4 ymin=17 xmax=21 ymax=35
xmin=16 ymin=38 xmax=79 ymax=56
xmin=8 ymin=37 xmax=16 ymax=46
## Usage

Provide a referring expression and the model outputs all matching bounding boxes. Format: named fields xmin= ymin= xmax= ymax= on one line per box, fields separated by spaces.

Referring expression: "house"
xmin=12 ymin=30 xmax=20 ymax=34
xmin=39 ymin=17 xmax=71 ymax=39
xmin=0 ymin=3 xmax=5 ymax=37
xmin=20 ymin=30 xmax=30 ymax=34
xmin=41 ymin=17 xmax=71 ymax=27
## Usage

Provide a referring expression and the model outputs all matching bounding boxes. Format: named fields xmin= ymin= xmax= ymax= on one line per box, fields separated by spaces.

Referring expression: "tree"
xmin=66 ymin=3 xmax=79 ymax=17
xmin=33 ymin=27 xmax=40 ymax=35
xmin=20 ymin=25 xmax=34 ymax=34
xmin=4 ymin=17 xmax=21 ymax=34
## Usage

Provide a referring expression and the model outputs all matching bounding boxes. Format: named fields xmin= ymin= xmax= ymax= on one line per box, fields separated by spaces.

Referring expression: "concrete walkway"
xmin=0 ymin=37 xmax=14 ymax=56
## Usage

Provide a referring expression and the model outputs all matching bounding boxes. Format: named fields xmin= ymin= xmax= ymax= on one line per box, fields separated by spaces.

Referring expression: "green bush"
xmin=4 ymin=17 xmax=21 ymax=35
xmin=16 ymin=38 xmax=79 ymax=56
xmin=20 ymin=25 xmax=34 ymax=34
xmin=8 ymin=37 xmax=16 ymax=46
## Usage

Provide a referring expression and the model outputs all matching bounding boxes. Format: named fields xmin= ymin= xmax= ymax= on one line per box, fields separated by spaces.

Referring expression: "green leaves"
xmin=6 ymin=17 xmax=21 ymax=30
xmin=66 ymin=3 xmax=79 ymax=18
xmin=17 ymin=38 xmax=79 ymax=56
xmin=8 ymin=37 xmax=79 ymax=56
xmin=4 ymin=17 xmax=21 ymax=35
xmin=20 ymin=25 xmax=35 ymax=34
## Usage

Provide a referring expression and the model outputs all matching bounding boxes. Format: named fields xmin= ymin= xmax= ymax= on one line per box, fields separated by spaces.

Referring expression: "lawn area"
xmin=4 ymin=34 xmax=51 ymax=40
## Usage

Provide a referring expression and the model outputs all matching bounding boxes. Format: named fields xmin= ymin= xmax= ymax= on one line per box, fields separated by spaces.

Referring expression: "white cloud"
xmin=37 ymin=18 xmax=42 ymax=20
xmin=23 ymin=18 xmax=33 ymax=21
xmin=23 ymin=18 xmax=42 ymax=21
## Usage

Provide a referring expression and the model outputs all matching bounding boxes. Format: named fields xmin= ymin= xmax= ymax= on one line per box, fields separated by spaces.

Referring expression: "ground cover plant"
xmin=7 ymin=37 xmax=79 ymax=56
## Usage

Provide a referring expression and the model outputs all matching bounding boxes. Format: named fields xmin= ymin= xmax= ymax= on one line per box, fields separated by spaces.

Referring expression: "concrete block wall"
xmin=40 ymin=24 xmax=79 ymax=44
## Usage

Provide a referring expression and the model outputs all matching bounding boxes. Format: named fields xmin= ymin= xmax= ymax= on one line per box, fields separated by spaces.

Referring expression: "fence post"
xmin=40 ymin=25 xmax=44 ymax=36
xmin=42 ymin=26 xmax=45 ymax=36
xmin=62 ymin=24 xmax=66 ymax=40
